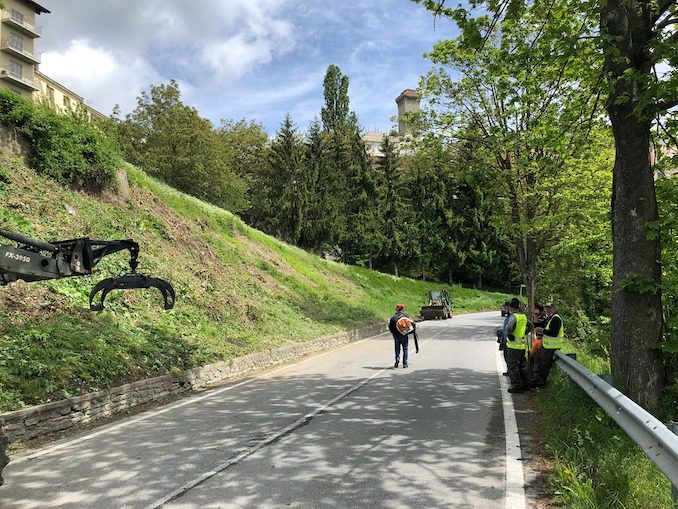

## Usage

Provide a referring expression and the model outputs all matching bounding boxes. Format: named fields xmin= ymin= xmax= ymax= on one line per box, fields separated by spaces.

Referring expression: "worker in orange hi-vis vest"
xmin=388 ymin=304 xmax=419 ymax=368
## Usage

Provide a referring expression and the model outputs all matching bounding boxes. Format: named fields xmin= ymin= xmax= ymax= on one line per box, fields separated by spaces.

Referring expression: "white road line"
xmin=144 ymin=367 xmax=389 ymax=509
xmin=11 ymin=331 xmax=392 ymax=464
xmin=496 ymin=348 xmax=527 ymax=509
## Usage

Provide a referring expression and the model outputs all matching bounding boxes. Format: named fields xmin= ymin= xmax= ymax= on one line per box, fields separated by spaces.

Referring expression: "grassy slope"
xmin=0 ymin=152 xmax=509 ymax=411
xmin=536 ymin=350 xmax=674 ymax=508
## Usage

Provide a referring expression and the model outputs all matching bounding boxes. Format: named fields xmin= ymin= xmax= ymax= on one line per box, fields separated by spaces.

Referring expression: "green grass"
xmin=0 ymin=155 xmax=511 ymax=412
xmin=535 ymin=349 xmax=674 ymax=508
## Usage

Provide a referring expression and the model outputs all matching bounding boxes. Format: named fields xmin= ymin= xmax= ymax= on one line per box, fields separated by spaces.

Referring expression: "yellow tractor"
xmin=420 ymin=289 xmax=453 ymax=320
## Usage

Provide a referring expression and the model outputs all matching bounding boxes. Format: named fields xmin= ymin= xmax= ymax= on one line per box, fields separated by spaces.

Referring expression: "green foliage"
xmin=537 ymin=368 xmax=674 ymax=508
xmin=262 ymin=115 xmax=308 ymax=243
xmin=0 ymin=154 xmax=511 ymax=412
xmin=376 ymin=135 xmax=410 ymax=275
xmin=0 ymin=90 xmax=118 ymax=191
xmin=112 ymin=80 xmax=249 ymax=212
xmin=620 ymin=273 xmax=662 ymax=295
xmin=321 ymin=64 xmax=351 ymax=132
xmin=414 ymin=0 xmax=608 ymax=313
xmin=0 ymin=164 xmax=10 ymax=187
xmin=536 ymin=128 xmax=614 ymax=339
xmin=654 ymin=176 xmax=678 ymax=401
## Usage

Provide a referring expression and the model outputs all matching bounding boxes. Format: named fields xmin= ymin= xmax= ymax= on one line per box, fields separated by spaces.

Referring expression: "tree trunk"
xmin=516 ymin=231 xmax=538 ymax=314
xmin=602 ymin=0 xmax=664 ymax=414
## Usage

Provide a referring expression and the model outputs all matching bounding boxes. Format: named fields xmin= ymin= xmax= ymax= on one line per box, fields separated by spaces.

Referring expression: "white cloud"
xmin=41 ymin=40 xmax=117 ymax=85
xmin=197 ymin=2 xmax=295 ymax=82
xmin=39 ymin=40 xmax=165 ymax=115
xmin=200 ymin=27 xmax=294 ymax=81
xmin=35 ymin=0 xmax=455 ymax=132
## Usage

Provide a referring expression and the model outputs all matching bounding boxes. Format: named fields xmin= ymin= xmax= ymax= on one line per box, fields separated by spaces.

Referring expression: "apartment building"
xmin=0 ymin=0 xmax=49 ymax=97
xmin=0 ymin=0 xmax=106 ymax=121
xmin=34 ymin=68 xmax=108 ymax=120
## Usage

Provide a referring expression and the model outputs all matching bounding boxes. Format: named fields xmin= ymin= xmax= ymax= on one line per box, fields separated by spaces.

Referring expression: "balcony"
xmin=1 ymin=39 xmax=41 ymax=64
xmin=0 ymin=68 xmax=39 ymax=91
xmin=1 ymin=12 xmax=41 ymax=37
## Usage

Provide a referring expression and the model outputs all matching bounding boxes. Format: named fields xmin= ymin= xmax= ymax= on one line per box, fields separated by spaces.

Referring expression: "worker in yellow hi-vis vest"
xmin=505 ymin=298 xmax=534 ymax=393
xmin=531 ymin=302 xmax=564 ymax=388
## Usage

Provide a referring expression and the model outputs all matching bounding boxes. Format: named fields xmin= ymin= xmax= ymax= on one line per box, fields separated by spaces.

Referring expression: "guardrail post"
xmin=670 ymin=421 xmax=678 ymax=508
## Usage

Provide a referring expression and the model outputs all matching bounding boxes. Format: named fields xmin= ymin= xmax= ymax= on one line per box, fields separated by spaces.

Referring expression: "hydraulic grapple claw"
xmin=1 ymin=230 xmax=177 ymax=310
xmin=89 ymin=273 xmax=176 ymax=311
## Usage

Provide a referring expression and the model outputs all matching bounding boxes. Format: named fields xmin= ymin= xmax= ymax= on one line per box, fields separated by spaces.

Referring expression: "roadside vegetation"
xmin=2 ymin=0 xmax=678 ymax=503
xmin=0 ymin=151 xmax=509 ymax=412
xmin=535 ymin=359 xmax=675 ymax=509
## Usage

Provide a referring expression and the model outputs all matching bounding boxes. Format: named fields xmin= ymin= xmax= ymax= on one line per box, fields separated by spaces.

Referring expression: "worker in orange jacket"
xmin=388 ymin=304 xmax=419 ymax=368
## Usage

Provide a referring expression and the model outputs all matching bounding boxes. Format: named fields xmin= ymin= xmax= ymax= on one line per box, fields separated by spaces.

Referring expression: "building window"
xmin=46 ymin=85 xmax=55 ymax=105
xmin=9 ymin=60 xmax=22 ymax=78
xmin=8 ymin=33 xmax=23 ymax=51
xmin=63 ymin=96 xmax=71 ymax=111
xmin=10 ymin=9 xmax=24 ymax=24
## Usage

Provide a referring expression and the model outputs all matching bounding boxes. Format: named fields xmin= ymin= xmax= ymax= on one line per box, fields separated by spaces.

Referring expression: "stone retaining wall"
xmin=0 ymin=124 xmax=30 ymax=159
xmin=0 ymin=322 xmax=387 ymax=445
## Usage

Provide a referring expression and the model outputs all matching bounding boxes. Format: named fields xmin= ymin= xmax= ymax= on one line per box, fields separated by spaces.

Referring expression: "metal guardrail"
xmin=554 ymin=351 xmax=678 ymax=488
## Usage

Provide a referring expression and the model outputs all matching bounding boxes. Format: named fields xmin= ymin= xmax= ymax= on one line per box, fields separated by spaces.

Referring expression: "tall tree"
xmin=266 ymin=115 xmax=307 ymax=244
xmin=321 ymin=64 xmax=351 ymax=132
xmin=402 ymin=137 xmax=453 ymax=280
xmin=112 ymin=80 xmax=247 ymax=212
xmin=343 ymin=125 xmax=382 ymax=266
xmin=414 ymin=0 xmax=678 ymax=413
xmin=299 ymin=119 xmax=328 ymax=250
xmin=601 ymin=0 xmax=677 ymax=413
xmin=414 ymin=0 xmax=603 ymax=315
xmin=376 ymin=136 xmax=409 ymax=276
xmin=217 ymin=119 xmax=269 ymax=227
xmin=316 ymin=65 xmax=358 ymax=258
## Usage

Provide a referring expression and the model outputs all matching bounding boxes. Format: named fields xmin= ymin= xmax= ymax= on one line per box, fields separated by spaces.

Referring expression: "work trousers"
xmin=506 ymin=347 xmax=528 ymax=390
xmin=532 ymin=346 xmax=558 ymax=387
xmin=394 ymin=335 xmax=409 ymax=364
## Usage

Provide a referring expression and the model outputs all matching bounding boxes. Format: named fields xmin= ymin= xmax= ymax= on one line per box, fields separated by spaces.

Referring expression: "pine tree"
xmin=267 ymin=115 xmax=306 ymax=244
xmin=298 ymin=119 xmax=326 ymax=250
xmin=344 ymin=125 xmax=383 ymax=266
xmin=376 ymin=136 xmax=408 ymax=276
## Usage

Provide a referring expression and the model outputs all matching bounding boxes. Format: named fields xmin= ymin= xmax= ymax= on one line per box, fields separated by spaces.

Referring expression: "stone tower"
xmin=395 ymin=89 xmax=420 ymax=135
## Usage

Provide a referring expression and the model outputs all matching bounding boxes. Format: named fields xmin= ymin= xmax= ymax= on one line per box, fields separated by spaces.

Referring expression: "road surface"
xmin=1 ymin=311 xmax=526 ymax=509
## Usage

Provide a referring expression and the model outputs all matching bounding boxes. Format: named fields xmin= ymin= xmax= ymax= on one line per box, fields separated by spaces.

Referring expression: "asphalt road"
xmin=0 ymin=311 xmax=525 ymax=509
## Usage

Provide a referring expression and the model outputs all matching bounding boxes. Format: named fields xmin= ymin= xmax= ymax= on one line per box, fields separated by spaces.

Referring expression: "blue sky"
xmin=36 ymin=0 xmax=457 ymax=134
